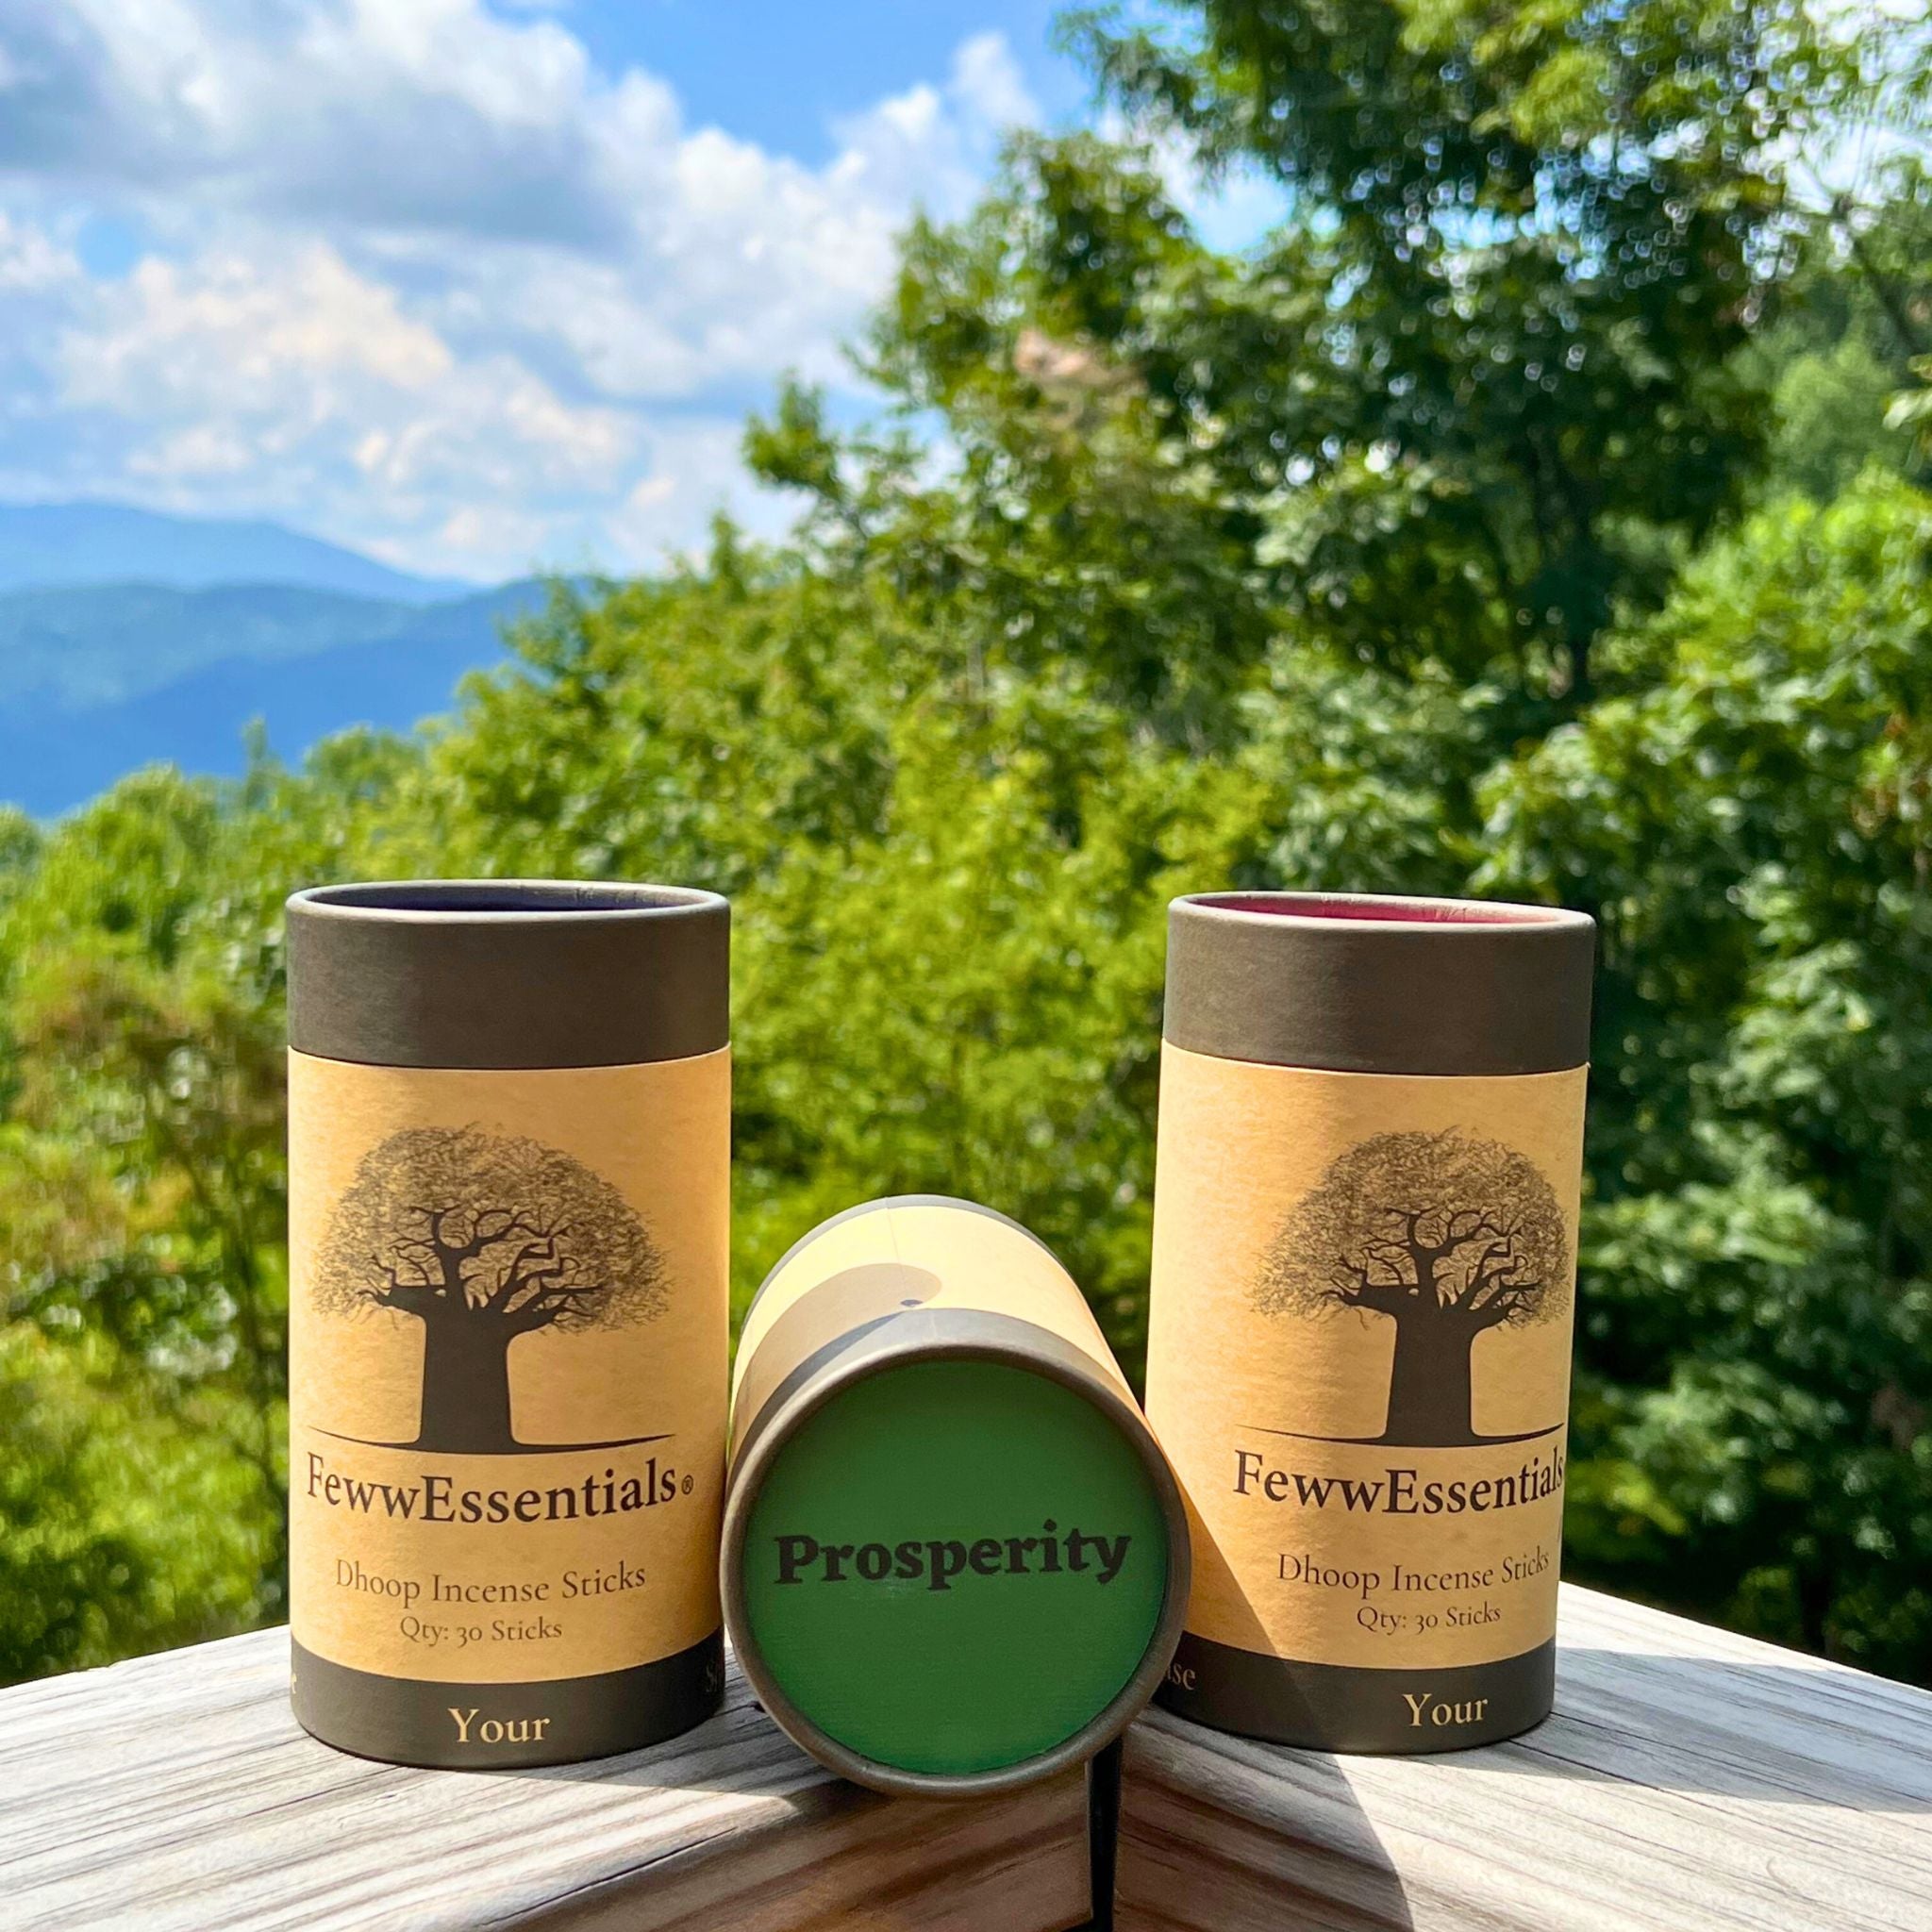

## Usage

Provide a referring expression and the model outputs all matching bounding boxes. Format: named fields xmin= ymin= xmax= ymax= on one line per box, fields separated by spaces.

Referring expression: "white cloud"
xmin=603 ymin=417 xmax=771 ymax=566
xmin=0 ymin=3 xmax=1038 ymax=575
xmin=950 ymin=31 xmax=1039 ymax=131
xmin=67 ymin=245 xmax=454 ymax=408
xmin=52 ymin=241 xmax=630 ymax=561
xmin=1 ymin=0 xmax=609 ymax=243
xmin=0 ymin=209 xmax=76 ymax=291
xmin=830 ymin=33 xmax=1035 ymax=214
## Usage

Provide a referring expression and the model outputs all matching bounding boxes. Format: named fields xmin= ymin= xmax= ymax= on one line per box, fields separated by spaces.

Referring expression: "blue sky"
xmin=567 ymin=1 xmax=1086 ymax=159
xmin=0 ymin=2 xmax=1253 ymax=582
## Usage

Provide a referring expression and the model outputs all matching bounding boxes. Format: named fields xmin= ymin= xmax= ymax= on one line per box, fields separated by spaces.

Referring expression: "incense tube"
xmin=724 ymin=1196 xmax=1190 ymax=1796
xmin=1148 ymin=892 xmax=1593 ymax=1753
xmin=285 ymin=880 xmax=729 ymax=1768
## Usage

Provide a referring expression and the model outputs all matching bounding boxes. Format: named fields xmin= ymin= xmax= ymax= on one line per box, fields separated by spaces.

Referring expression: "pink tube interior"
xmin=1193 ymin=894 xmax=1565 ymax=926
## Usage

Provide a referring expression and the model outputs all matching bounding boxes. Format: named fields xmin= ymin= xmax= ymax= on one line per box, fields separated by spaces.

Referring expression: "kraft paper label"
xmin=731 ymin=1200 xmax=1130 ymax=1448
xmin=288 ymin=1047 xmax=728 ymax=1686
xmin=1147 ymin=1046 xmax=1586 ymax=1673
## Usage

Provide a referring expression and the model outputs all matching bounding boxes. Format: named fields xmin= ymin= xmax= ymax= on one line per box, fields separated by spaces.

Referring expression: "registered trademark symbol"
xmin=681 ymin=1474 xmax=693 ymax=1495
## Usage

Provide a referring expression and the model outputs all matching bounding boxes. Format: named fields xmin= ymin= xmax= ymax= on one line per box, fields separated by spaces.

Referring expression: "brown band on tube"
xmin=1163 ymin=891 xmax=1595 ymax=1076
xmin=286 ymin=879 xmax=729 ymax=1070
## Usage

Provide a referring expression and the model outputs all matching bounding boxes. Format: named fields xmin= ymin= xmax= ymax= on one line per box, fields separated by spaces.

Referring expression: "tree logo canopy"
xmin=314 ymin=1125 xmax=666 ymax=1456
xmin=1255 ymin=1128 xmax=1569 ymax=1448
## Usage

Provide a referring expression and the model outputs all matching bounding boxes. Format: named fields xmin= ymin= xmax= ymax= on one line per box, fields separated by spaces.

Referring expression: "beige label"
xmin=1147 ymin=1046 xmax=1585 ymax=1672
xmin=288 ymin=1048 xmax=728 ymax=1685
xmin=731 ymin=1201 xmax=1129 ymax=1448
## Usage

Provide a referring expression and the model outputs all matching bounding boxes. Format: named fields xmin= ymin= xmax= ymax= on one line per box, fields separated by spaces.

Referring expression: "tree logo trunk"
xmin=1253 ymin=1127 xmax=1570 ymax=1447
xmin=312 ymin=1125 xmax=667 ymax=1455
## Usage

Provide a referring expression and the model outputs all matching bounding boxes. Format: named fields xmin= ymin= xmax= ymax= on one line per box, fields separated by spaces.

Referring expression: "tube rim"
xmin=288 ymin=878 xmax=726 ymax=923
xmin=1164 ymin=888 xmax=1595 ymax=1076
xmin=720 ymin=1308 xmax=1191 ymax=1799
xmin=1172 ymin=889 xmax=1592 ymax=935
xmin=285 ymin=875 xmax=729 ymax=1069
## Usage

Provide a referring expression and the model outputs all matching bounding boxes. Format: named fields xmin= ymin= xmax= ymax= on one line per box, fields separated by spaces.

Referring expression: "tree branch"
xmin=1381 ymin=1205 xmax=1454 ymax=1256
xmin=499 ymin=1263 xmax=568 ymax=1320
xmin=483 ymin=1238 xmax=558 ymax=1310
xmin=1330 ymin=1256 xmax=1374 ymax=1295
xmin=1375 ymin=1203 xmax=1464 ymax=1295
xmin=367 ymin=1259 xmax=442 ymax=1320
xmin=1469 ymin=1280 xmax=1541 ymax=1330
xmin=506 ymin=1281 xmax=602 ymax=1334
xmin=1358 ymin=1246 xmax=1417 ymax=1290
xmin=1441 ymin=1236 xmax=1512 ymax=1307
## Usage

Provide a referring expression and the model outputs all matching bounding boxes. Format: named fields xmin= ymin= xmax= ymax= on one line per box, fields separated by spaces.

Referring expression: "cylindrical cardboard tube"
xmin=1148 ymin=891 xmax=1594 ymax=1754
xmin=285 ymin=881 xmax=729 ymax=1768
xmin=724 ymin=1196 xmax=1191 ymax=1797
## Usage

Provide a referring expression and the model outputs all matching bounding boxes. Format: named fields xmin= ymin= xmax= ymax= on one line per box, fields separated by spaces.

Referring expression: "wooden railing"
xmin=6 ymin=1585 xmax=1927 ymax=1929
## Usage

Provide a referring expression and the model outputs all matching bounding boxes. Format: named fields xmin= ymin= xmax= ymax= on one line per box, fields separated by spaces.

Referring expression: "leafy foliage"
xmin=1482 ymin=474 xmax=1932 ymax=1663
xmin=1067 ymin=0 xmax=1860 ymax=698
xmin=1 ymin=0 xmax=1928 ymax=1685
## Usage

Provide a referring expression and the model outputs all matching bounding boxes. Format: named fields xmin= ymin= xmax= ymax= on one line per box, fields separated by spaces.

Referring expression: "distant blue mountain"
xmin=0 ymin=501 xmax=562 ymax=815
xmin=0 ymin=578 xmax=551 ymax=817
xmin=0 ymin=502 xmax=475 ymax=602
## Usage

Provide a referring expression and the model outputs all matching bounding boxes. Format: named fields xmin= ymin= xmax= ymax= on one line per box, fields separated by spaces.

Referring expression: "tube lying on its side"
xmin=724 ymin=1195 xmax=1191 ymax=1797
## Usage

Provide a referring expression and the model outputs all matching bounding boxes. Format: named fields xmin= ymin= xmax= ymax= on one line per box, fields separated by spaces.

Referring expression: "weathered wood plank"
xmin=1116 ymin=1582 xmax=1932 ymax=1931
xmin=7 ymin=1584 xmax=1926 ymax=1929
xmin=0 ymin=1633 xmax=1090 ymax=1931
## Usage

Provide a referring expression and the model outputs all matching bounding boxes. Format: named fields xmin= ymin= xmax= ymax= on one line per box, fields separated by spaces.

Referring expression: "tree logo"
xmin=1254 ymin=1128 xmax=1569 ymax=1447
xmin=313 ymin=1126 xmax=667 ymax=1455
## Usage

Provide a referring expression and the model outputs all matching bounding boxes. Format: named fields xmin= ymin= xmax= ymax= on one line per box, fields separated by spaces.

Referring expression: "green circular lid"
xmin=741 ymin=1357 xmax=1171 ymax=1778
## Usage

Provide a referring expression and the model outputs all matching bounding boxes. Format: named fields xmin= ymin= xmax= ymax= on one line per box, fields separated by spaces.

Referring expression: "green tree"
xmin=0 ymin=745 xmax=425 ymax=1674
xmin=1483 ymin=472 xmax=1932 ymax=1673
xmin=1757 ymin=157 xmax=1932 ymax=500
xmin=1067 ymin=0 xmax=1861 ymax=699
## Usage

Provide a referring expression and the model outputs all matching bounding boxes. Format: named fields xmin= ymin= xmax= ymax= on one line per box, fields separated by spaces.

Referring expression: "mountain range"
xmin=0 ymin=503 xmax=475 ymax=603
xmin=0 ymin=505 xmax=548 ymax=817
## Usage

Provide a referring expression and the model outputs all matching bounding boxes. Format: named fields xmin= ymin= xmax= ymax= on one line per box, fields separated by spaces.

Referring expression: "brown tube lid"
xmin=286 ymin=879 xmax=728 ymax=1069
xmin=1164 ymin=891 xmax=1594 ymax=1075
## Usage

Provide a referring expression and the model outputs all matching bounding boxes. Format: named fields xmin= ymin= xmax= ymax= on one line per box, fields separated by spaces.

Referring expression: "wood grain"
xmin=1117 ymin=1583 xmax=1932 ymax=1931
xmin=5 ymin=1585 xmax=1927 ymax=1929
xmin=0 ymin=1636 xmax=1090 ymax=1931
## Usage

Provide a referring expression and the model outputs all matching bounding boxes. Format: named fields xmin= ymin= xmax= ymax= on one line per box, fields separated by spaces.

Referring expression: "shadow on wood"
xmin=1490 ymin=1649 xmax=1932 ymax=1811
xmin=1114 ymin=1587 xmax=1932 ymax=1932
xmin=4 ymin=1586 xmax=1930 ymax=1930
xmin=1118 ymin=1724 xmax=1415 ymax=1932
xmin=0 ymin=1632 xmax=1091 ymax=1932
